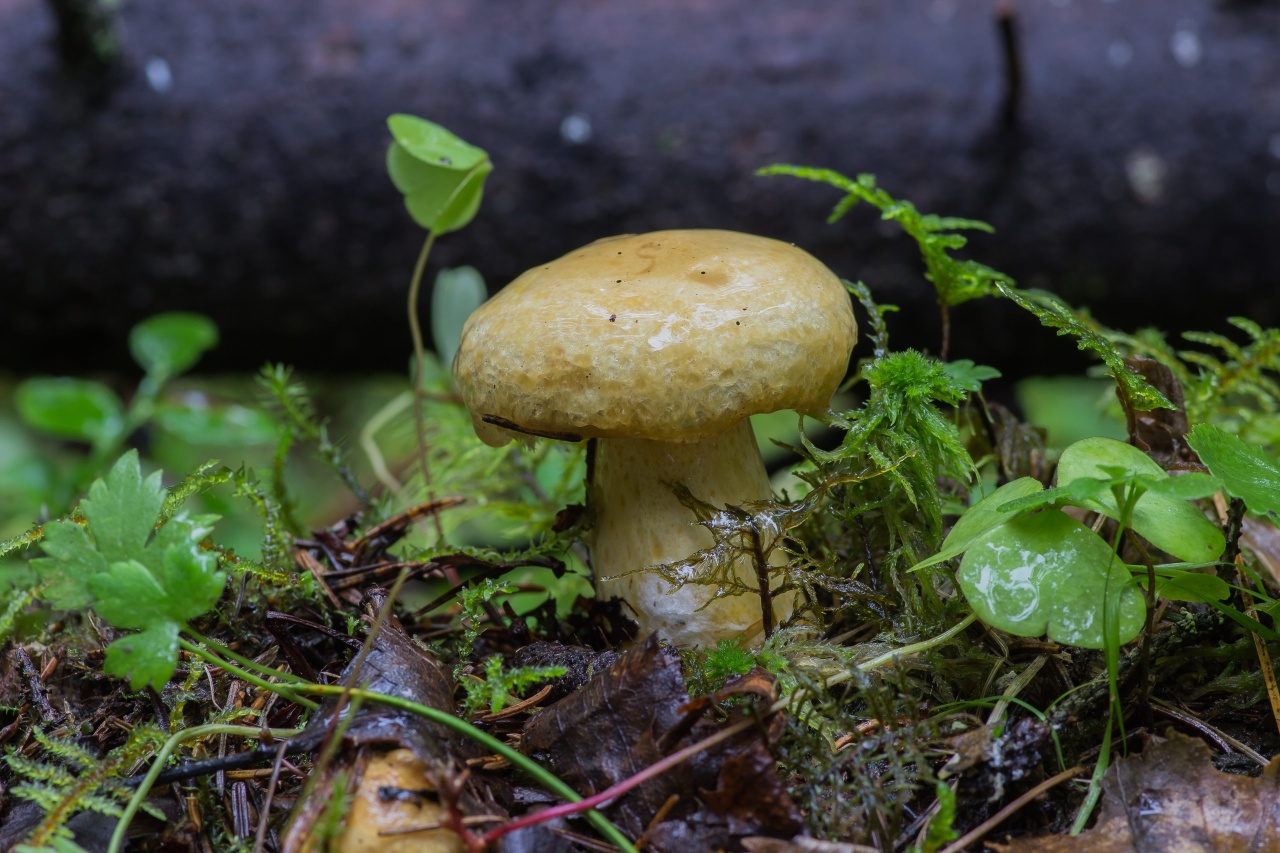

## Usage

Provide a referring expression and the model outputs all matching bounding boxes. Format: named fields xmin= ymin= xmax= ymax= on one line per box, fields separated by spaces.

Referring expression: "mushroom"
xmin=452 ymin=229 xmax=856 ymax=646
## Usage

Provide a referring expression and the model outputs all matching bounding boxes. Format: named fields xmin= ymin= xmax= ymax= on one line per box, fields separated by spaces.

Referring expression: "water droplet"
xmin=1107 ymin=40 xmax=1133 ymax=68
xmin=145 ymin=57 xmax=172 ymax=93
xmin=1125 ymin=149 xmax=1167 ymax=205
xmin=560 ymin=113 xmax=593 ymax=145
xmin=1171 ymin=28 xmax=1201 ymax=68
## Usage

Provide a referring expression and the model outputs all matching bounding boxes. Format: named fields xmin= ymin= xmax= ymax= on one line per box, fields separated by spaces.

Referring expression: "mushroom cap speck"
xmin=453 ymin=229 xmax=857 ymax=446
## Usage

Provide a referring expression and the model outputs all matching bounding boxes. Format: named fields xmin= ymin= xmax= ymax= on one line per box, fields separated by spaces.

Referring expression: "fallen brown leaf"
xmin=991 ymin=731 xmax=1280 ymax=852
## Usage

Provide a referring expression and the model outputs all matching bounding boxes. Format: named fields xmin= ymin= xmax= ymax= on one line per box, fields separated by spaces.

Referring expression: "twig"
xmin=108 ymin=725 xmax=303 ymax=853
xmin=253 ymin=740 xmax=289 ymax=852
xmin=1150 ymin=698 xmax=1268 ymax=767
xmin=938 ymin=765 xmax=1083 ymax=853
xmin=15 ymin=646 xmax=59 ymax=724
xmin=995 ymin=2 xmax=1023 ymax=128
xmin=481 ymin=716 xmax=757 ymax=847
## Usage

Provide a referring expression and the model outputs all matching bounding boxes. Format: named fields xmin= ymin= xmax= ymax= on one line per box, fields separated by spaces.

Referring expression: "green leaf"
xmin=387 ymin=114 xmax=492 ymax=235
xmin=79 ymin=451 xmax=165 ymax=564
xmin=431 ymin=265 xmax=487 ymax=365
xmin=101 ymin=622 xmax=181 ymax=691
xmin=15 ymin=378 xmax=123 ymax=443
xmin=942 ymin=360 xmax=1002 ymax=393
xmin=153 ymin=403 xmax=279 ymax=446
xmin=31 ymin=451 xmax=224 ymax=691
xmin=958 ymin=509 xmax=1146 ymax=648
xmin=997 ymin=286 xmax=1173 ymax=412
xmin=1147 ymin=569 xmax=1230 ymax=604
xmin=1186 ymin=424 xmax=1280 ymax=516
xmin=128 ymin=312 xmax=219 ymax=379
xmin=1140 ymin=471 xmax=1223 ymax=502
xmin=29 ymin=521 xmax=106 ymax=610
xmin=1056 ymin=438 xmax=1224 ymax=563
xmin=89 ymin=559 xmax=172 ymax=630
xmin=912 ymin=477 xmax=1043 ymax=571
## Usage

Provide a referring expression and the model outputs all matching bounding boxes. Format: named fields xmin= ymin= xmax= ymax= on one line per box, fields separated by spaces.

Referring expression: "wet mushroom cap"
xmin=453 ymin=229 xmax=856 ymax=445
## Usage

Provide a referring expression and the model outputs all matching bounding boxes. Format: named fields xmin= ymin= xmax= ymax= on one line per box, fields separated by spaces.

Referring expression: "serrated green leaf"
xmin=1056 ymin=438 xmax=1225 ymax=563
xmin=102 ymin=622 xmax=180 ymax=691
xmin=29 ymin=521 xmax=105 ymax=610
xmin=1186 ymin=424 xmax=1280 ymax=516
xmin=15 ymin=378 xmax=124 ymax=444
xmin=431 ymin=265 xmax=488 ymax=365
xmin=912 ymin=477 xmax=1043 ymax=571
xmin=79 ymin=451 xmax=164 ymax=564
xmin=128 ymin=312 xmax=218 ymax=379
xmin=89 ymin=543 xmax=224 ymax=633
xmin=958 ymin=509 xmax=1146 ymax=648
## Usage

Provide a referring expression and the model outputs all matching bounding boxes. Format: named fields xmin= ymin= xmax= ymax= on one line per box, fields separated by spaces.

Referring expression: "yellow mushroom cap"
xmin=453 ymin=229 xmax=857 ymax=446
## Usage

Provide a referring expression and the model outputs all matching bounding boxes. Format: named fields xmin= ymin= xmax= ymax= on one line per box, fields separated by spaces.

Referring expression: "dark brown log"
xmin=2 ymin=0 xmax=1278 ymax=377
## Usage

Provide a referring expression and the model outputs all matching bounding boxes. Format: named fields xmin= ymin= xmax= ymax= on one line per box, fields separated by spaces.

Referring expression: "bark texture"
xmin=2 ymin=0 xmax=1279 ymax=375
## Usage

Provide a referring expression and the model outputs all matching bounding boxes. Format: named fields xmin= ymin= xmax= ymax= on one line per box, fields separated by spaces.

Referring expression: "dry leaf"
xmin=991 ymin=731 xmax=1280 ymax=852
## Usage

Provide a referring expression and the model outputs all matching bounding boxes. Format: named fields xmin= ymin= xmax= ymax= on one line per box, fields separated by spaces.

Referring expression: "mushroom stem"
xmin=589 ymin=418 xmax=792 ymax=647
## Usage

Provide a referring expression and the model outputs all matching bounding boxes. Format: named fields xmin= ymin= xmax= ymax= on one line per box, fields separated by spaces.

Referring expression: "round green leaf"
xmin=958 ymin=509 xmax=1145 ymax=648
xmin=15 ymin=378 xmax=124 ymax=443
xmin=431 ymin=266 xmax=487 ymax=365
xmin=1056 ymin=437 xmax=1224 ymax=563
xmin=129 ymin=312 xmax=219 ymax=378
xmin=912 ymin=477 xmax=1043 ymax=571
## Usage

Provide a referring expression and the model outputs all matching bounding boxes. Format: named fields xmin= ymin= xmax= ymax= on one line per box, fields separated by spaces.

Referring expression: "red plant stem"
xmin=481 ymin=715 xmax=758 ymax=846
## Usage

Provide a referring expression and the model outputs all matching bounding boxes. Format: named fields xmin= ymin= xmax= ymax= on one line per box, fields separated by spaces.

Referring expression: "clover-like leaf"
xmin=1056 ymin=437 xmax=1224 ymax=563
xmin=957 ymin=508 xmax=1145 ymax=648
xmin=1186 ymin=424 xmax=1280 ymax=517
xmin=387 ymin=114 xmax=492 ymax=235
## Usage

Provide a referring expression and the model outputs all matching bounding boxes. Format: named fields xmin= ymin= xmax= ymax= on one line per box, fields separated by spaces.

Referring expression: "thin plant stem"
xmin=109 ymin=724 xmax=302 ymax=853
xmin=406 ymin=230 xmax=445 ymax=542
xmin=183 ymin=627 xmax=311 ymax=685
xmin=804 ymin=611 xmax=978 ymax=704
xmin=177 ymin=638 xmax=318 ymax=711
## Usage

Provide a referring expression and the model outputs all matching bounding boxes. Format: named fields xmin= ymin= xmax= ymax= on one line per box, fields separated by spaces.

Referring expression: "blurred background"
xmin=4 ymin=0 xmax=1279 ymax=373
xmin=1 ymin=0 xmax=1277 ymax=546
